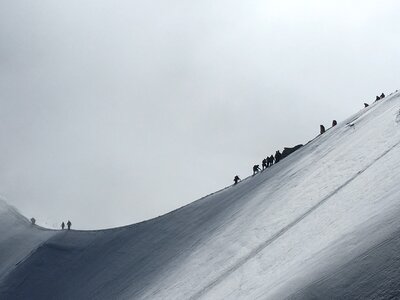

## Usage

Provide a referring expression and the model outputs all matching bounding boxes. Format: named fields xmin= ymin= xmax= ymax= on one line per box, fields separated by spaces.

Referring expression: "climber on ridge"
xmin=268 ymin=155 xmax=274 ymax=167
xmin=275 ymin=150 xmax=282 ymax=163
xmin=253 ymin=165 xmax=261 ymax=175
xmin=233 ymin=175 xmax=241 ymax=185
xmin=320 ymin=125 xmax=326 ymax=134
xmin=262 ymin=158 xmax=267 ymax=170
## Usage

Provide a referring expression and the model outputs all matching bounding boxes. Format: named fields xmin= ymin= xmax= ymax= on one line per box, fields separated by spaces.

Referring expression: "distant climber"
xmin=61 ymin=222 xmax=65 ymax=230
xmin=380 ymin=93 xmax=385 ymax=99
xmin=267 ymin=155 xmax=274 ymax=167
xmin=320 ymin=125 xmax=326 ymax=134
xmin=275 ymin=150 xmax=282 ymax=163
xmin=253 ymin=165 xmax=261 ymax=175
xmin=332 ymin=120 xmax=337 ymax=127
xmin=376 ymin=95 xmax=380 ymax=101
xmin=364 ymin=103 xmax=369 ymax=108
xmin=233 ymin=175 xmax=241 ymax=185
xmin=30 ymin=218 xmax=36 ymax=225
xmin=262 ymin=158 xmax=267 ymax=170
xmin=67 ymin=220 xmax=72 ymax=230
xmin=270 ymin=155 xmax=274 ymax=166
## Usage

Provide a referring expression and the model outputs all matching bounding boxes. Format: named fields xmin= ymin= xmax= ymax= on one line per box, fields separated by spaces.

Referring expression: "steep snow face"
xmin=0 ymin=199 xmax=56 ymax=281
xmin=1 ymin=92 xmax=400 ymax=299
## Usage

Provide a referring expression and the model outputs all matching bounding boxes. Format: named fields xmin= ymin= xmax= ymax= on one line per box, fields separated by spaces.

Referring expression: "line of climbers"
xmin=319 ymin=119 xmax=338 ymax=134
xmin=30 ymin=218 xmax=72 ymax=230
xmin=375 ymin=93 xmax=385 ymax=102
xmin=233 ymin=146 xmax=300 ymax=185
xmin=61 ymin=220 xmax=72 ymax=230
xmin=321 ymin=91 xmax=388 ymax=134
xmin=364 ymin=92 xmax=387 ymax=108
xmin=233 ymin=90 xmax=394 ymax=186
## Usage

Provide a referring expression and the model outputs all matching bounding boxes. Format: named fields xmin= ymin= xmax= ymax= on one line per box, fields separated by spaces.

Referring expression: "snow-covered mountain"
xmin=2 ymin=91 xmax=400 ymax=299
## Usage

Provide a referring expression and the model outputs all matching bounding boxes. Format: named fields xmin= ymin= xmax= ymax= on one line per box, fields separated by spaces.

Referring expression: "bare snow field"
xmin=1 ymin=91 xmax=400 ymax=299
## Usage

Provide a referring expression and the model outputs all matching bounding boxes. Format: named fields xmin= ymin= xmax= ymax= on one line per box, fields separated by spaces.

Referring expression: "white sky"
xmin=1 ymin=0 xmax=399 ymax=229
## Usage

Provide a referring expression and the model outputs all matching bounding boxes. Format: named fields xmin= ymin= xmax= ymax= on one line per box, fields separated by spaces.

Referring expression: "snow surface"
xmin=1 ymin=92 xmax=400 ymax=299
xmin=0 ymin=199 xmax=56 ymax=282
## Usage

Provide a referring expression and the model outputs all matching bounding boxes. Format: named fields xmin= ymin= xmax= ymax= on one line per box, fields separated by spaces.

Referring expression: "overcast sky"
xmin=1 ymin=0 xmax=399 ymax=229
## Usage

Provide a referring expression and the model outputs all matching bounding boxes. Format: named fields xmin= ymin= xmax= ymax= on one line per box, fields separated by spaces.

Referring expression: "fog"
xmin=1 ymin=0 xmax=399 ymax=229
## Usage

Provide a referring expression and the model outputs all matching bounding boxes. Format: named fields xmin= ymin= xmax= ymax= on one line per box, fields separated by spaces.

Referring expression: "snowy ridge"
xmin=0 ymin=198 xmax=56 ymax=282
xmin=1 ymin=92 xmax=400 ymax=299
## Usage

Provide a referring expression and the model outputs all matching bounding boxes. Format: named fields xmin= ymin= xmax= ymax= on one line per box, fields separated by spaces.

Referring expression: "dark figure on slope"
xmin=275 ymin=150 xmax=282 ymax=163
xmin=67 ymin=220 xmax=72 ymax=230
xmin=61 ymin=222 xmax=65 ymax=230
xmin=253 ymin=165 xmax=261 ymax=175
xmin=320 ymin=125 xmax=326 ymax=134
xmin=376 ymin=95 xmax=381 ymax=101
xmin=266 ymin=156 xmax=271 ymax=167
xmin=268 ymin=155 xmax=274 ymax=167
xmin=262 ymin=158 xmax=267 ymax=170
xmin=364 ymin=103 xmax=369 ymax=108
xmin=380 ymin=93 xmax=385 ymax=99
xmin=233 ymin=175 xmax=241 ymax=185
xmin=332 ymin=120 xmax=337 ymax=127
xmin=30 ymin=218 xmax=36 ymax=225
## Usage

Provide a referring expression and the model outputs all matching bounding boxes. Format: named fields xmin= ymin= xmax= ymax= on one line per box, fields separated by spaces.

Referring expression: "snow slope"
xmin=1 ymin=92 xmax=400 ymax=299
xmin=0 ymin=199 xmax=56 ymax=282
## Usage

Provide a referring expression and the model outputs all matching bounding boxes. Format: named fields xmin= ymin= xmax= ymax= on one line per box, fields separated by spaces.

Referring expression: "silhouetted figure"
xmin=275 ymin=150 xmax=282 ymax=163
xmin=253 ymin=165 xmax=261 ymax=175
xmin=380 ymin=93 xmax=385 ymax=99
xmin=376 ymin=95 xmax=380 ymax=101
xmin=30 ymin=218 xmax=36 ymax=225
xmin=61 ymin=222 xmax=65 ymax=230
xmin=67 ymin=220 xmax=72 ymax=230
xmin=233 ymin=175 xmax=241 ymax=185
xmin=364 ymin=103 xmax=369 ymax=108
xmin=269 ymin=155 xmax=274 ymax=166
xmin=262 ymin=158 xmax=267 ymax=170
xmin=320 ymin=125 xmax=326 ymax=134
xmin=332 ymin=120 xmax=337 ymax=127
xmin=266 ymin=156 xmax=271 ymax=167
